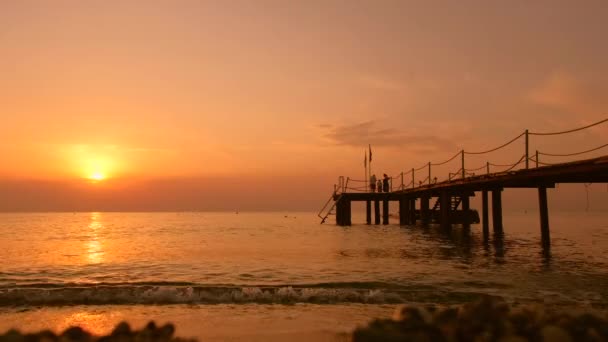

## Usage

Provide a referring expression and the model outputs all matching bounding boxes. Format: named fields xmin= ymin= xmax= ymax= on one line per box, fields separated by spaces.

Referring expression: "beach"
xmin=0 ymin=211 xmax=607 ymax=339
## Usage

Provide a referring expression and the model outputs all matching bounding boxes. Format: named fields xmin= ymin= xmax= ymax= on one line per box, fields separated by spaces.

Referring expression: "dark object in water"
xmin=353 ymin=296 xmax=608 ymax=341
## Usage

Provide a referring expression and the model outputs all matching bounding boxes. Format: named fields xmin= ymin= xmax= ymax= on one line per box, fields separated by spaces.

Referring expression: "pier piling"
xmin=366 ymin=200 xmax=371 ymax=225
xmin=409 ymin=198 xmax=416 ymax=225
xmin=462 ymin=195 xmax=470 ymax=229
xmin=382 ymin=200 xmax=389 ymax=225
xmin=374 ymin=199 xmax=380 ymax=225
xmin=482 ymin=190 xmax=489 ymax=237
xmin=538 ymin=187 xmax=550 ymax=247
xmin=399 ymin=198 xmax=408 ymax=225
xmin=492 ymin=189 xmax=503 ymax=233
xmin=346 ymin=200 xmax=352 ymax=225
xmin=440 ymin=191 xmax=450 ymax=229
xmin=335 ymin=199 xmax=343 ymax=226
xmin=420 ymin=195 xmax=430 ymax=225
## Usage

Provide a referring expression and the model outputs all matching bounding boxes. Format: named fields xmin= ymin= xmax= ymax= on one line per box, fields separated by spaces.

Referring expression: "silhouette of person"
xmin=370 ymin=174 xmax=377 ymax=192
xmin=383 ymin=174 xmax=390 ymax=192
xmin=377 ymin=179 xmax=383 ymax=193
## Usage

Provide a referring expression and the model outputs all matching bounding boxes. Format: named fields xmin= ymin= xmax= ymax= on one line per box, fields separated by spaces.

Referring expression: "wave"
xmin=0 ymin=282 xmax=485 ymax=306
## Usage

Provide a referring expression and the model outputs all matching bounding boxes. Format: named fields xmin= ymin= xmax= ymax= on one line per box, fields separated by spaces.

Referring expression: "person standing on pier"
xmin=377 ymin=179 xmax=383 ymax=193
xmin=383 ymin=174 xmax=390 ymax=192
xmin=370 ymin=174 xmax=377 ymax=192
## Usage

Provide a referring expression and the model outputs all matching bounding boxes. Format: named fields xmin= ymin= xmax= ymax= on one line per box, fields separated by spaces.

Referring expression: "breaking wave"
xmin=0 ymin=281 xmax=487 ymax=306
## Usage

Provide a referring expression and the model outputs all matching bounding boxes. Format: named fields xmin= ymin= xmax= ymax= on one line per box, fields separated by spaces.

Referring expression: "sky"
xmin=1 ymin=0 xmax=607 ymax=211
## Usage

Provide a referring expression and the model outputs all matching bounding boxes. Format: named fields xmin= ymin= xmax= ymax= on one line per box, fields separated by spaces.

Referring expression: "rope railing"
xmin=529 ymin=118 xmax=608 ymax=136
xmin=537 ymin=143 xmax=608 ymax=157
xmin=464 ymin=132 xmax=525 ymax=155
xmin=465 ymin=164 xmax=489 ymax=173
xmin=336 ymin=118 xmax=607 ymax=194
xmin=448 ymin=168 xmax=463 ymax=181
xmin=488 ymin=156 xmax=525 ymax=167
xmin=528 ymin=157 xmax=556 ymax=167
xmin=493 ymin=154 xmax=527 ymax=173
xmin=431 ymin=150 xmax=461 ymax=166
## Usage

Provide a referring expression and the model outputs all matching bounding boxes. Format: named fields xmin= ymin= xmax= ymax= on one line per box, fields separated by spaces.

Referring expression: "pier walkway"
xmin=318 ymin=119 xmax=608 ymax=247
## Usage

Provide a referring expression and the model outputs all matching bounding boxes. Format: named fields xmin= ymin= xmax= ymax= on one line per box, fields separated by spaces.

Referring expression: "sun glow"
xmin=69 ymin=146 xmax=119 ymax=182
xmin=89 ymin=172 xmax=106 ymax=181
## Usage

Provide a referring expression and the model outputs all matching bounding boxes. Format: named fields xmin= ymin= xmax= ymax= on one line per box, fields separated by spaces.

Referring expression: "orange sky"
xmin=1 ymin=1 xmax=607 ymax=211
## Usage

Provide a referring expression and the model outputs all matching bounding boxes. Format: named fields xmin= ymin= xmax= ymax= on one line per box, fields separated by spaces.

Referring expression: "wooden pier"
xmin=326 ymin=156 xmax=608 ymax=245
xmin=318 ymin=119 xmax=608 ymax=248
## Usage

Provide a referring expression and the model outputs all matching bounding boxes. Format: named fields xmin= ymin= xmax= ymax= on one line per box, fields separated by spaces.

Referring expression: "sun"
xmin=89 ymin=172 xmax=106 ymax=181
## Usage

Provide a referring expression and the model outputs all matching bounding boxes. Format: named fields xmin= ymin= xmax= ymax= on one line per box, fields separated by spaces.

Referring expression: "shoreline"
xmin=1 ymin=299 xmax=608 ymax=341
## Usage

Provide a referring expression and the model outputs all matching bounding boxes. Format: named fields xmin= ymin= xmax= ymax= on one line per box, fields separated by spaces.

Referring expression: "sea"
xmin=0 ymin=211 xmax=607 ymax=341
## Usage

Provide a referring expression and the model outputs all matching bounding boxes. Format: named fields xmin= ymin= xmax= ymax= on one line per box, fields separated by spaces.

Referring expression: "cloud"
xmin=318 ymin=120 xmax=455 ymax=151
xmin=528 ymin=71 xmax=608 ymax=117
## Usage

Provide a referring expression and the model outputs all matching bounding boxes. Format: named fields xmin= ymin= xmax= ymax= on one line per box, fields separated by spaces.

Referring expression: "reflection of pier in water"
xmin=318 ymin=119 xmax=608 ymax=250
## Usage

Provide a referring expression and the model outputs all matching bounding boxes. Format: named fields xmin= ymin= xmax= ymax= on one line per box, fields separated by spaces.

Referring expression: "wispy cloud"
xmin=529 ymin=71 xmax=607 ymax=118
xmin=318 ymin=120 xmax=455 ymax=152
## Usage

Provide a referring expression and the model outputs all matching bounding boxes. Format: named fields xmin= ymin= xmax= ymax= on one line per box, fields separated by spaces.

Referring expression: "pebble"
xmin=353 ymin=297 xmax=608 ymax=341
xmin=0 ymin=322 xmax=193 ymax=342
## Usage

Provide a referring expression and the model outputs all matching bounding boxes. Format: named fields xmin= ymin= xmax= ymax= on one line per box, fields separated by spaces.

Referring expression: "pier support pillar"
xmin=420 ymin=195 xmax=430 ymax=226
xmin=374 ymin=200 xmax=380 ymax=225
xmin=492 ymin=189 xmax=503 ymax=233
xmin=399 ymin=198 xmax=408 ymax=225
xmin=482 ymin=190 xmax=489 ymax=238
xmin=462 ymin=195 xmax=470 ymax=229
xmin=366 ymin=200 xmax=371 ymax=225
xmin=335 ymin=199 xmax=351 ymax=226
xmin=345 ymin=200 xmax=351 ymax=226
xmin=409 ymin=198 xmax=417 ymax=225
xmin=538 ymin=187 xmax=550 ymax=248
xmin=335 ymin=199 xmax=343 ymax=226
xmin=382 ymin=200 xmax=389 ymax=225
xmin=440 ymin=191 xmax=451 ymax=229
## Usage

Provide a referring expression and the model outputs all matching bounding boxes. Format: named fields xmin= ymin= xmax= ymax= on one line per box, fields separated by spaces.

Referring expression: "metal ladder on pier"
xmin=318 ymin=192 xmax=340 ymax=224
xmin=318 ymin=177 xmax=348 ymax=224
xmin=431 ymin=195 xmax=463 ymax=211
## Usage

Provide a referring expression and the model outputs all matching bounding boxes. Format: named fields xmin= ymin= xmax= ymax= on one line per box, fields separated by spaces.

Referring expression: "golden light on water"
xmin=86 ymin=212 xmax=105 ymax=264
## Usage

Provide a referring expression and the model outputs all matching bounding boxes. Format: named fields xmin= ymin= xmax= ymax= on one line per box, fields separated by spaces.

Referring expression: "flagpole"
xmin=364 ymin=150 xmax=368 ymax=192
xmin=368 ymin=144 xmax=372 ymax=192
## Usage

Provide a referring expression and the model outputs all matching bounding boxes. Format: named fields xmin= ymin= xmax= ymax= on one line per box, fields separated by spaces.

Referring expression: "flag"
xmin=369 ymin=144 xmax=372 ymax=163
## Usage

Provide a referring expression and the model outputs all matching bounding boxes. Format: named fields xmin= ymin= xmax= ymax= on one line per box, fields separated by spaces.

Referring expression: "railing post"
xmin=345 ymin=177 xmax=349 ymax=193
xmin=486 ymin=162 xmax=490 ymax=174
xmin=535 ymin=150 xmax=539 ymax=168
xmin=428 ymin=162 xmax=431 ymax=185
xmin=401 ymin=172 xmax=404 ymax=190
xmin=411 ymin=168 xmax=415 ymax=189
xmin=525 ymin=129 xmax=529 ymax=169
xmin=461 ymin=150 xmax=465 ymax=180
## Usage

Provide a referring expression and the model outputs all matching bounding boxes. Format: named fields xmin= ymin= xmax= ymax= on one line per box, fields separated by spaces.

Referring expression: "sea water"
xmin=0 ymin=211 xmax=607 ymax=340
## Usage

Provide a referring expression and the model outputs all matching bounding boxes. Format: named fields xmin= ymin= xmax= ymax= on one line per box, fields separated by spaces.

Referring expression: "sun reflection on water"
xmin=86 ymin=212 xmax=105 ymax=264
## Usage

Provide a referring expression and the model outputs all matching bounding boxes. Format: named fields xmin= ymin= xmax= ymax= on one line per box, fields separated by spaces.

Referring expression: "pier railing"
xmin=338 ymin=118 xmax=608 ymax=193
